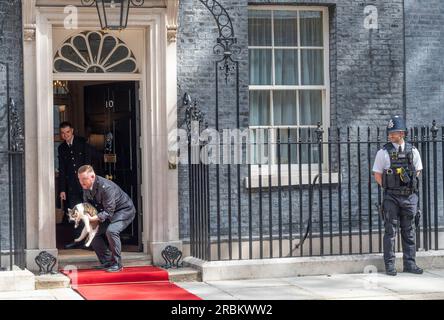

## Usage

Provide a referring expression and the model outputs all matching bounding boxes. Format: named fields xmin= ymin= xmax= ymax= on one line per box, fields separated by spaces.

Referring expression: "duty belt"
xmin=384 ymin=188 xmax=416 ymax=196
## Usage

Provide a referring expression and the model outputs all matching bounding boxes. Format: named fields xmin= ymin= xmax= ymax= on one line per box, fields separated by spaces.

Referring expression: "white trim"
xmin=26 ymin=4 xmax=179 ymax=263
xmin=249 ymin=5 xmax=330 ymax=11
xmin=53 ymin=73 xmax=143 ymax=81
xmin=245 ymin=171 xmax=339 ymax=189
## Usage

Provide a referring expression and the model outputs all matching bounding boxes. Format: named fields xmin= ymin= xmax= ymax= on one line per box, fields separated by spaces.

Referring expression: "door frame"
xmin=24 ymin=5 xmax=181 ymax=267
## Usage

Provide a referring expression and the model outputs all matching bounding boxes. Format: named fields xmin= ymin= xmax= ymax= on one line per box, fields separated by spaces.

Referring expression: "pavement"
xmin=176 ymin=268 xmax=444 ymax=300
xmin=2 ymin=269 xmax=444 ymax=300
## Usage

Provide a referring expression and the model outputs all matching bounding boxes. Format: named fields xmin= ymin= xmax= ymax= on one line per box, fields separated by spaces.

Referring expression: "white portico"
xmin=22 ymin=0 xmax=181 ymax=270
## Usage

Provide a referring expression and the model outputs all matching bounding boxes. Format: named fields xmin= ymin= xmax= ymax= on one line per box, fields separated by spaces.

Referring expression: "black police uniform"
xmin=58 ymin=136 xmax=92 ymax=239
xmin=379 ymin=116 xmax=423 ymax=275
xmin=382 ymin=143 xmax=418 ymax=270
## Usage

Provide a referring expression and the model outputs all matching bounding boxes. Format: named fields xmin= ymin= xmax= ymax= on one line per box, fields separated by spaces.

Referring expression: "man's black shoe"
xmin=385 ymin=266 xmax=397 ymax=276
xmin=404 ymin=266 xmax=423 ymax=274
xmin=92 ymin=261 xmax=114 ymax=270
xmin=106 ymin=264 xmax=123 ymax=273
xmin=64 ymin=241 xmax=82 ymax=249
xmin=82 ymin=245 xmax=95 ymax=251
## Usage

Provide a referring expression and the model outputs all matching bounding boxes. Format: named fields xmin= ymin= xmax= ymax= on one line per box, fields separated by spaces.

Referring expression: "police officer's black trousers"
xmin=383 ymin=192 xmax=418 ymax=268
xmin=91 ymin=217 xmax=133 ymax=266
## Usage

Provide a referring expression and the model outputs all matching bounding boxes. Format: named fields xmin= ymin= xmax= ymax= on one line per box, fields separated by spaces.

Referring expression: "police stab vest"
xmin=382 ymin=142 xmax=418 ymax=195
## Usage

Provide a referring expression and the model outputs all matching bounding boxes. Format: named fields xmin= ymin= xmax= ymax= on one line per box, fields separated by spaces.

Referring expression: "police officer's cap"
xmin=387 ymin=115 xmax=407 ymax=133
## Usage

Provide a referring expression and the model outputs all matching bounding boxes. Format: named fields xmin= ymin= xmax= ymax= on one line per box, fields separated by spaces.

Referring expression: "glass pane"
xmin=88 ymin=32 xmax=102 ymax=63
xmin=299 ymin=90 xmax=322 ymax=125
xmin=107 ymin=60 xmax=137 ymax=73
xmin=249 ymin=90 xmax=271 ymax=126
xmin=249 ymin=49 xmax=272 ymax=85
xmin=273 ymin=90 xmax=297 ymax=126
xmin=61 ymin=45 xmax=87 ymax=68
xmin=300 ymin=11 xmax=323 ymax=47
xmin=72 ymin=36 xmax=90 ymax=63
xmin=54 ymin=59 xmax=84 ymax=72
xmin=299 ymin=127 xmax=319 ymax=164
xmin=248 ymin=10 xmax=272 ymax=46
xmin=301 ymin=49 xmax=324 ymax=85
xmin=274 ymin=11 xmax=298 ymax=46
xmin=100 ymin=35 xmax=117 ymax=64
xmin=275 ymin=49 xmax=298 ymax=85
xmin=278 ymin=128 xmax=298 ymax=164
xmin=250 ymin=128 xmax=269 ymax=165
xmin=105 ymin=46 xmax=130 ymax=67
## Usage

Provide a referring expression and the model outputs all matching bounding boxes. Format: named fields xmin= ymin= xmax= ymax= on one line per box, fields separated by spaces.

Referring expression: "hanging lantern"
xmin=81 ymin=0 xmax=145 ymax=30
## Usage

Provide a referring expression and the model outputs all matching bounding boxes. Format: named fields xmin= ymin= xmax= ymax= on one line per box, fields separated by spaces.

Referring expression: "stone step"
xmin=0 ymin=268 xmax=35 ymax=292
xmin=168 ymin=267 xmax=202 ymax=282
xmin=58 ymin=250 xmax=152 ymax=270
xmin=35 ymin=273 xmax=71 ymax=290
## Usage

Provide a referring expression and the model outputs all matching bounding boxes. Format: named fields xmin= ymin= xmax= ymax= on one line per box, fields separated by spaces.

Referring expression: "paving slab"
xmin=370 ymin=272 xmax=444 ymax=295
xmin=176 ymin=282 xmax=238 ymax=300
xmin=0 ymin=288 xmax=83 ymax=300
xmin=284 ymin=274 xmax=395 ymax=299
xmin=225 ymin=285 xmax=320 ymax=300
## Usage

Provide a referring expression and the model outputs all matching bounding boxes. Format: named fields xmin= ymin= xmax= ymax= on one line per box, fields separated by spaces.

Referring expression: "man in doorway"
xmin=78 ymin=165 xmax=136 ymax=272
xmin=58 ymin=121 xmax=92 ymax=249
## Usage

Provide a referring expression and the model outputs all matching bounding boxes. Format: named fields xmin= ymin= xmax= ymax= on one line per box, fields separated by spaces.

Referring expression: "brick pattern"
xmin=0 ymin=0 xmax=24 ymax=251
xmin=177 ymin=0 xmax=407 ymax=241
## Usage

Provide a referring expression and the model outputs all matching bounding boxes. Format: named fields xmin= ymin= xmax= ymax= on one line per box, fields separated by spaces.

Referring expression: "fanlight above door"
xmin=53 ymin=31 xmax=138 ymax=73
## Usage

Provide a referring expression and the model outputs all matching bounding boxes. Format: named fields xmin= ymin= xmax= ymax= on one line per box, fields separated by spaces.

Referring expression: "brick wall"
xmin=0 ymin=0 xmax=24 ymax=253
xmin=405 ymin=0 xmax=444 ymax=127
xmin=177 ymin=0 xmax=407 ymax=243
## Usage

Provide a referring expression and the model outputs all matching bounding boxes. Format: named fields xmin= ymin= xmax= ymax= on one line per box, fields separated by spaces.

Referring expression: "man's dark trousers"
xmin=383 ymin=192 xmax=418 ymax=269
xmin=91 ymin=218 xmax=134 ymax=265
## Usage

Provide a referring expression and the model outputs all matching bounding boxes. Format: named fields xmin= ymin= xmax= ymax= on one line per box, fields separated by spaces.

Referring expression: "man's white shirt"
xmin=372 ymin=141 xmax=423 ymax=174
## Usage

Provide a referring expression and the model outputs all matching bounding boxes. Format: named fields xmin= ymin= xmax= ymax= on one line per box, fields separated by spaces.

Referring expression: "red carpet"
xmin=62 ymin=266 xmax=201 ymax=300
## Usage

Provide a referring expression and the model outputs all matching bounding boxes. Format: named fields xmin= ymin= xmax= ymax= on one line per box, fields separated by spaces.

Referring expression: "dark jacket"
xmin=58 ymin=136 xmax=92 ymax=194
xmin=83 ymin=175 xmax=136 ymax=223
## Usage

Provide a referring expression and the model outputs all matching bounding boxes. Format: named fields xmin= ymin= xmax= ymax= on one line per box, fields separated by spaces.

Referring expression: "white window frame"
xmin=247 ymin=5 xmax=331 ymax=187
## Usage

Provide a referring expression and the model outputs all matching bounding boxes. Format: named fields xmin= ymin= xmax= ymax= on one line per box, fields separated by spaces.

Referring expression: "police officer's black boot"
xmin=385 ymin=265 xmax=397 ymax=276
xmin=403 ymin=265 xmax=423 ymax=274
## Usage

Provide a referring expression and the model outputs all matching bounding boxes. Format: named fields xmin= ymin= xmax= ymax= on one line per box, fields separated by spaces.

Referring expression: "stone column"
xmin=24 ymin=7 xmax=58 ymax=272
xmin=146 ymin=0 xmax=182 ymax=266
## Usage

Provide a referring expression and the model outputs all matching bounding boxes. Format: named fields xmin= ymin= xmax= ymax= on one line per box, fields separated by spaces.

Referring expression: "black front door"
xmin=84 ymin=81 xmax=142 ymax=251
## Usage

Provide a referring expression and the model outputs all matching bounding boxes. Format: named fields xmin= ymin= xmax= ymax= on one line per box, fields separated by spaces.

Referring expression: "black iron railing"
xmin=186 ymin=122 xmax=444 ymax=261
xmin=0 ymin=151 xmax=26 ymax=271
xmin=0 ymin=59 xmax=26 ymax=271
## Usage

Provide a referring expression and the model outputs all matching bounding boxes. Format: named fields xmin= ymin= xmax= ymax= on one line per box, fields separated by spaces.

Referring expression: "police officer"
xmin=78 ymin=165 xmax=136 ymax=273
xmin=372 ymin=116 xmax=423 ymax=276
xmin=58 ymin=121 xmax=92 ymax=249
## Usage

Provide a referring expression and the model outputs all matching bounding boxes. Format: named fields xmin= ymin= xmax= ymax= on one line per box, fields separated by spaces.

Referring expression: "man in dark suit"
xmin=58 ymin=122 xmax=92 ymax=249
xmin=78 ymin=165 xmax=136 ymax=273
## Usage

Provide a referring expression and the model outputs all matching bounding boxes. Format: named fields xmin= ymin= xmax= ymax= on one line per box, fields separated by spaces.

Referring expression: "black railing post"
xmin=288 ymin=127 xmax=293 ymax=257
xmin=298 ymin=127 xmax=303 ymax=256
xmin=328 ymin=127 xmax=333 ymax=255
xmin=277 ymin=128 xmax=283 ymax=257
xmin=431 ymin=120 xmax=439 ymax=250
xmin=421 ymin=126 xmax=428 ymax=250
xmin=357 ymin=127 xmax=362 ymax=254
xmin=316 ymin=122 xmax=324 ymax=255
xmin=347 ymin=127 xmax=352 ymax=254
xmin=367 ymin=127 xmax=373 ymax=253
xmin=337 ymin=127 xmax=343 ymax=255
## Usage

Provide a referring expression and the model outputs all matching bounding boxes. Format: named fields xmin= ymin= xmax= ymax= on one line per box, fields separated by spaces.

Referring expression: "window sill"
xmin=244 ymin=171 xmax=340 ymax=189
